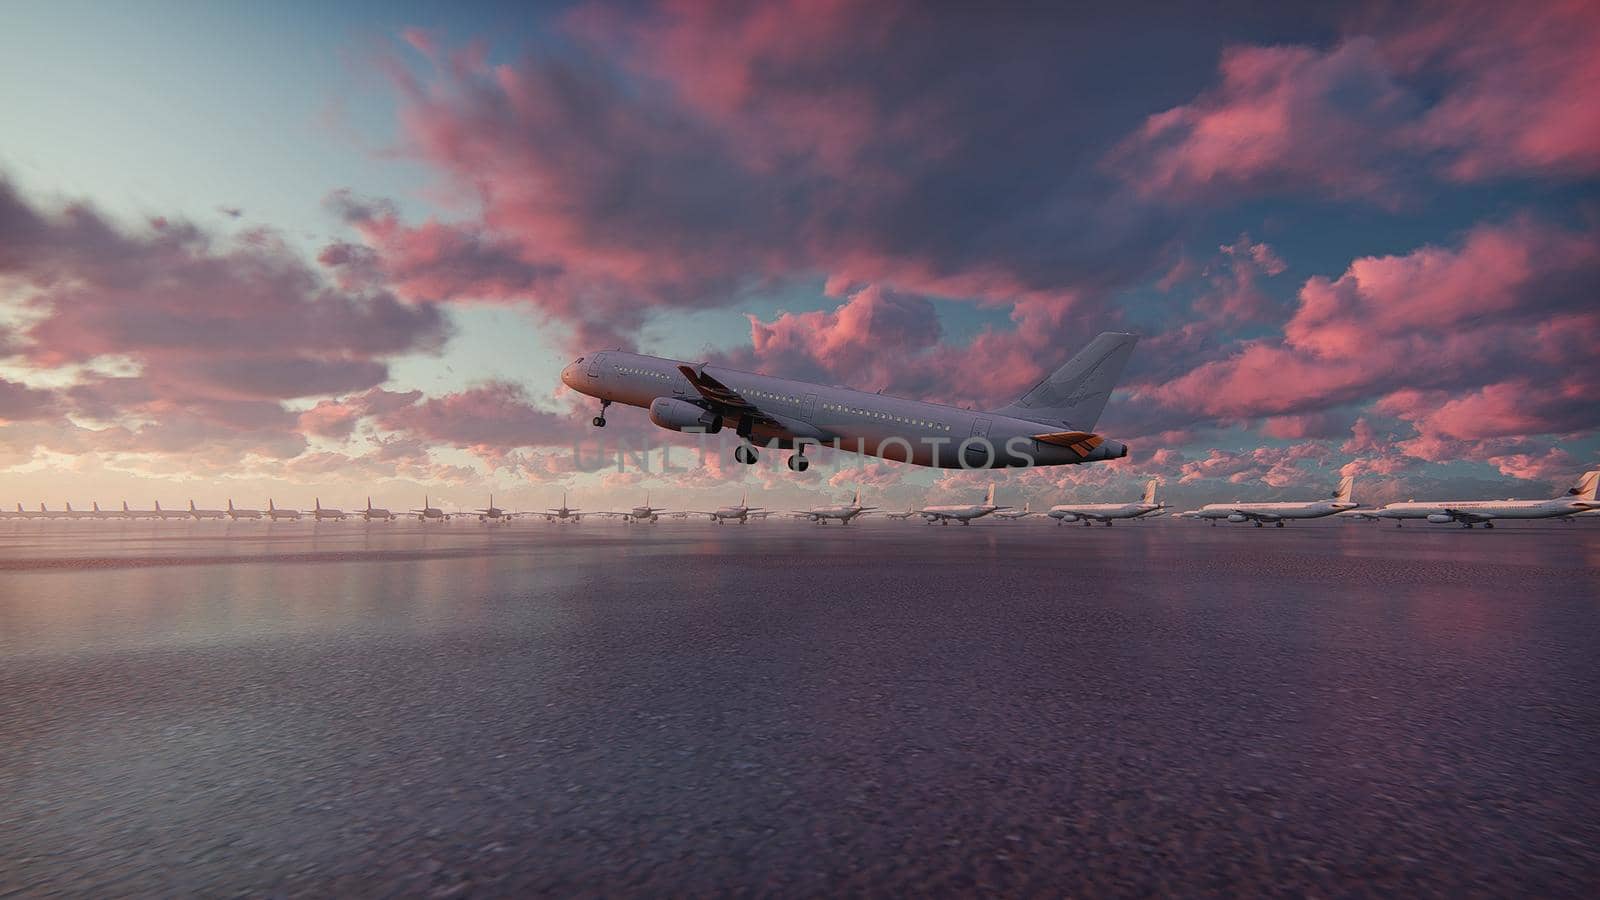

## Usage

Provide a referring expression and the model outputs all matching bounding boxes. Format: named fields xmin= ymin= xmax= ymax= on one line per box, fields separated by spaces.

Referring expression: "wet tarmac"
xmin=2 ymin=518 xmax=1598 ymax=895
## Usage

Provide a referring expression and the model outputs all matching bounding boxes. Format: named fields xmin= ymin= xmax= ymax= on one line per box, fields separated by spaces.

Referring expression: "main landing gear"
xmin=786 ymin=446 xmax=809 ymax=472
xmin=734 ymin=444 xmax=759 ymax=465
xmin=592 ymin=399 xmax=611 ymax=428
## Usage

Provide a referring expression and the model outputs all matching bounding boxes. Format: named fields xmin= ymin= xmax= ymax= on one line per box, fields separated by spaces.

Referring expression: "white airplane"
xmin=993 ymin=500 xmax=1043 ymax=521
xmin=360 ymin=498 xmax=395 ymax=521
xmin=1048 ymin=479 xmax=1163 ymax=526
xmin=1 ymin=503 xmax=35 ymax=520
xmin=1194 ymin=476 xmax=1356 ymax=527
xmin=794 ymin=488 xmax=877 ymax=524
xmin=918 ymin=484 xmax=1008 ymax=525
xmin=312 ymin=498 xmax=347 ymax=521
xmin=1371 ymin=470 xmax=1598 ymax=528
xmin=882 ymin=505 xmax=918 ymax=520
xmin=266 ymin=499 xmax=303 ymax=520
xmin=473 ymin=495 xmax=512 ymax=522
xmin=695 ymin=494 xmax=764 ymax=524
xmin=560 ymin=333 xmax=1136 ymax=473
xmin=412 ymin=495 xmax=450 ymax=522
xmin=598 ymin=492 xmax=670 ymax=523
xmin=544 ymin=492 xmax=582 ymax=523
xmin=121 ymin=501 xmax=161 ymax=519
xmin=149 ymin=500 xmax=190 ymax=521
xmin=227 ymin=499 xmax=263 ymax=520
xmin=188 ymin=500 xmax=227 ymax=520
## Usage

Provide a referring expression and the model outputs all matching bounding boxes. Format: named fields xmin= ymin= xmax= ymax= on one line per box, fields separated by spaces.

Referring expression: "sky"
xmin=0 ymin=0 xmax=1596 ymax=515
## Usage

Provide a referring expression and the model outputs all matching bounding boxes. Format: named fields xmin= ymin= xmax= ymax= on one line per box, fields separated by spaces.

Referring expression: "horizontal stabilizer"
xmin=1033 ymin=431 xmax=1104 ymax=457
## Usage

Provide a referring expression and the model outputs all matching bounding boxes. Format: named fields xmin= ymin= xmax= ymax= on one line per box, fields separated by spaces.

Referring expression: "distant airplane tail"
xmin=1565 ymin=470 xmax=1599 ymax=501
xmin=228 ymin=499 xmax=235 ymax=512
xmin=1333 ymin=476 xmax=1354 ymax=504
xmin=985 ymin=483 xmax=996 ymax=507
xmin=189 ymin=499 xmax=197 ymax=512
xmin=93 ymin=501 xmax=102 ymax=513
xmin=1142 ymin=479 xmax=1158 ymax=506
xmin=988 ymin=332 xmax=1138 ymax=430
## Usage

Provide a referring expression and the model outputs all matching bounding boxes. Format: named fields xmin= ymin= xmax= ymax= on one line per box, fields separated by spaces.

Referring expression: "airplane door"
xmin=801 ymin=393 xmax=817 ymax=422
xmin=586 ymin=352 xmax=607 ymax=377
xmin=971 ymin=417 xmax=991 ymax=438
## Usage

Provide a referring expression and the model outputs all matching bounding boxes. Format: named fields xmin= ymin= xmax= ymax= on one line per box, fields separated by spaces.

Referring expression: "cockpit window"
xmin=574 ymin=357 xmax=585 ymax=364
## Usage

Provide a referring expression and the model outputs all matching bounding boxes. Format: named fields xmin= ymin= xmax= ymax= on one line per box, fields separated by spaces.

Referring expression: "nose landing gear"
xmin=592 ymin=399 xmax=610 ymax=428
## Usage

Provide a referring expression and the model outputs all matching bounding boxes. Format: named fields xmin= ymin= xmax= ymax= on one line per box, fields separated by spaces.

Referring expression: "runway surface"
xmin=3 ymin=519 xmax=1598 ymax=895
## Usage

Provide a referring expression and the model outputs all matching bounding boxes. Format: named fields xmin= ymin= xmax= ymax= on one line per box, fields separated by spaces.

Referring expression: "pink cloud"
xmin=1108 ymin=39 xmax=1410 ymax=202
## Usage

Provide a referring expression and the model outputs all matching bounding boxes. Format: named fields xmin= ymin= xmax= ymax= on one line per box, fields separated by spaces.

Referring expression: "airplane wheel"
xmin=1484 ymin=523 xmax=1495 ymax=529
xmin=592 ymin=416 xmax=606 ymax=427
xmin=1254 ymin=522 xmax=1263 ymax=527
xmin=1276 ymin=521 xmax=1285 ymax=528
xmin=961 ymin=520 xmax=969 ymax=526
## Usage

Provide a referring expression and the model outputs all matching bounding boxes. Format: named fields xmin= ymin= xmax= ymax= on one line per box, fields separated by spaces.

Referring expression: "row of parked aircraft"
xmin=1173 ymin=470 xmax=1599 ymax=528
xmin=6 ymin=470 xmax=1594 ymax=529
xmin=0 ymin=496 xmax=516 ymax=523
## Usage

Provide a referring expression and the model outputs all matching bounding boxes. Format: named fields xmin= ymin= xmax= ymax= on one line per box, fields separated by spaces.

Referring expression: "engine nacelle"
xmin=1227 ymin=513 xmax=1248 ymax=523
xmin=1426 ymin=513 xmax=1453 ymax=524
xmin=649 ymin=397 xmax=723 ymax=432
xmin=1052 ymin=512 xmax=1078 ymax=522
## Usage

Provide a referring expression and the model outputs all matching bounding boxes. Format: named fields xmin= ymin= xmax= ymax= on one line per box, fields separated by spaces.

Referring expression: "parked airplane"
xmin=188 ymin=500 xmax=227 ymax=520
xmin=266 ymin=499 xmax=302 ymax=521
xmin=148 ymin=501 xmax=190 ymax=521
xmin=33 ymin=503 xmax=75 ymax=520
xmin=883 ymin=506 xmax=918 ymax=520
xmin=1 ymin=503 xmax=33 ymax=520
xmin=412 ymin=495 xmax=449 ymax=522
xmin=473 ymin=495 xmax=511 ymax=522
xmin=598 ymin=493 xmax=669 ymax=523
xmin=696 ymin=494 xmax=764 ymax=524
xmin=361 ymin=498 xmax=395 ymax=521
xmin=794 ymin=488 xmax=876 ymax=524
xmin=1048 ymin=479 xmax=1163 ymax=526
xmin=1194 ymin=476 xmax=1356 ymax=526
xmin=918 ymin=484 xmax=1008 ymax=525
xmin=561 ymin=333 xmax=1137 ymax=473
xmin=313 ymin=499 xmax=347 ymax=521
xmin=227 ymin=499 xmax=263 ymax=520
xmin=544 ymin=492 xmax=582 ymax=523
xmin=1371 ymin=470 xmax=1598 ymax=528
xmin=993 ymin=501 xmax=1042 ymax=521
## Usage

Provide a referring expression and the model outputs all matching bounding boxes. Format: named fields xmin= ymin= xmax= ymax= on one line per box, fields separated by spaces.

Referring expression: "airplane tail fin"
xmin=985 ymin=483 xmax=996 ymax=507
xmin=987 ymin=331 xmax=1138 ymax=430
xmin=316 ymin=498 xmax=322 ymax=512
xmin=228 ymin=499 xmax=235 ymax=512
xmin=1565 ymin=470 xmax=1599 ymax=501
xmin=1333 ymin=476 xmax=1354 ymax=504
xmin=852 ymin=487 xmax=861 ymax=507
xmin=189 ymin=499 xmax=196 ymax=512
xmin=269 ymin=498 xmax=275 ymax=512
xmin=66 ymin=502 xmax=74 ymax=512
xmin=123 ymin=501 xmax=130 ymax=512
xmin=155 ymin=500 xmax=162 ymax=512
xmin=94 ymin=501 xmax=101 ymax=512
xmin=1142 ymin=479 xmax=1158 ymax=506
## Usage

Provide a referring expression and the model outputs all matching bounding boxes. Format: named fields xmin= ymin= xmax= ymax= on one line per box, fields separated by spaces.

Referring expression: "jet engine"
xmin=649 ymin=397 xmax=723 ymax=433
xmin=1227 ymin=513 xmax=1248 ymax=523
xmin=1053 ymin=512 xmax=1078 ymax=522
xmin=1426 ymin=513 xmax=1454 ymax=524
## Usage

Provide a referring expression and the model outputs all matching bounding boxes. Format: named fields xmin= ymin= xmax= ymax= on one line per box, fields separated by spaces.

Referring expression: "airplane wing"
xmin=1441 ymin=508 xmax=1494 ymax=524
xmin=676 ymin=365 xmax=782 ymax=425
xmin=1231 ymin=509 xmax=1280 ymax=522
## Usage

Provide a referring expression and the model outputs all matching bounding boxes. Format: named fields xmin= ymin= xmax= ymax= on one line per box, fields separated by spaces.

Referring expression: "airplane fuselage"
xmin=1048 ymin=501 xmax=1159 ymax=523
xmin=1196 ymin=500 xmax=1354 ymax=522
xmin=562 ymin=351 xmax=1127 ymax=469
xmin=1375 ymin=498 xmax=1593 ymax=522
